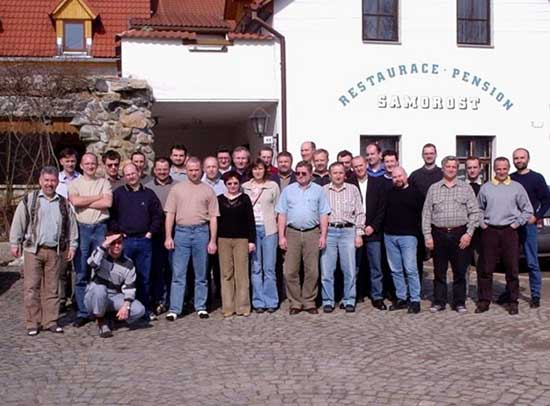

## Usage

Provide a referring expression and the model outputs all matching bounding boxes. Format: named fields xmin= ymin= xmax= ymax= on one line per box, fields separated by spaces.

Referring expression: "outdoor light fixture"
xmin=249 ymin=107 xmax=270 ymax=138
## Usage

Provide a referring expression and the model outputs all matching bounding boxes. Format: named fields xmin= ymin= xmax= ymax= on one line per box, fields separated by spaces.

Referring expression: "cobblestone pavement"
xmin=2 ymin=266 xmax=550 ymax=406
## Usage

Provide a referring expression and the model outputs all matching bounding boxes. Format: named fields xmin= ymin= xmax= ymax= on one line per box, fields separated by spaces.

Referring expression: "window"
xmin=63 ymin=21 xmax=85 ymax=52
xmin=456 ymin=136 xmax=493 ymax=182
xmin=360 ymin=135 xmax=400 ymax=157
xmin=362 ymin=0 xmax=399 ymax=42
xmin=457 ymin=0 xmax=491 ymax=45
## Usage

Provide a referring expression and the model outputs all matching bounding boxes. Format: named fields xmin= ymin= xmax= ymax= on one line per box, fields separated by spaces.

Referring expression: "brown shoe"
xmin=475 ymin=303 xmax=490 ymax=313
xmin=304 ymin=308 xmax=318 ymax=315
xmin=289 ymin=308 xmax=302 ymax=315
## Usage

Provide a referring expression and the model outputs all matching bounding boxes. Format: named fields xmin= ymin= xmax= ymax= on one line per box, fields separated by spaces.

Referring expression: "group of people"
xmin=9 ymin=140 xmax=550 ymax=338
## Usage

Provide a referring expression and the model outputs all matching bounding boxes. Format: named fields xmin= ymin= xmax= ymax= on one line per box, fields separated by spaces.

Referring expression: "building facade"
xmin=121 ymin=0 xmax=550 ymax=179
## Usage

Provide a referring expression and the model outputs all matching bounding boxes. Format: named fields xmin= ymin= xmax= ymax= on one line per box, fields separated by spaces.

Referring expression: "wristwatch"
xmin=125 ymin=302 xmax=131 ymax=311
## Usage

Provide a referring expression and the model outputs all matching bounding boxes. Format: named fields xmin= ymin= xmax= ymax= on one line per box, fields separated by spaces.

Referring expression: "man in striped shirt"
xmin=320 ymin=163 xmax=365 ymax=313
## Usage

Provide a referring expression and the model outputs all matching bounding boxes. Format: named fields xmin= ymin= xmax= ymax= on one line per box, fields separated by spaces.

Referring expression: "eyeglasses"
xmin=106 ymin=163 xmax=119 ymax=167
xmin=296 ymin=171 xmax=308 ymax=176
xmin=226 ymin=181 xmax=239 ymax=186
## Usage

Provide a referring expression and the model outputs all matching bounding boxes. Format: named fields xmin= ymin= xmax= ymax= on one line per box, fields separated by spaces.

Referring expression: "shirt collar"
xmin=154 ymin=176 xmax=174 ymax=186
xmin=60 ymin=171 xmax=80 ymax=181
xmin=38 ymin=190 xmax=60 ymax=201
xmin=124 ymin=183 xmax=144 ymax=192
xmin=491 ymin=176 xmax=512 ymax=185
xmin=328 ymin=182 xmax=346 ymax=191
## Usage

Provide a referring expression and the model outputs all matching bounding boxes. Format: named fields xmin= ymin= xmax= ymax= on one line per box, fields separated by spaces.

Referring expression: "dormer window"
xmin=64 ymin=21 xmax=85 ymax=51
xmin=51 ymin=0 xmax=97 ymax=56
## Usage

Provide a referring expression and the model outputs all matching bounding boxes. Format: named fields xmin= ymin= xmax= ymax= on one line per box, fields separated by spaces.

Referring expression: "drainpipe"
xmin=251 ymin=11 xmax=287 ymax=152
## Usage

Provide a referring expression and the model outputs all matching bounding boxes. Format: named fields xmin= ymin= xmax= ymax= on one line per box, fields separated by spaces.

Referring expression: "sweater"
xmin=217 ymin=194 xmax=256 ymax=242
xmin=510 ymin=170 xmax=550 ymax=219
xmin=109 ymin=184 xmax=163 ymax=237
xmin=384 ymin=186 xmax=424 ymax=236
xmin=409 ymin=166 xmax=443 ymax=198
xmin=478 ymin=180 xmax=533 ymax=227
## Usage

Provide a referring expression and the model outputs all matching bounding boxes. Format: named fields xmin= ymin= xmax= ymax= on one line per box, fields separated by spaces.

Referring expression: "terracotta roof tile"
xmin=132 ymin=0 xmax=233 ymax=31
xmin=0 ymin=0 xmax=151 ymax=58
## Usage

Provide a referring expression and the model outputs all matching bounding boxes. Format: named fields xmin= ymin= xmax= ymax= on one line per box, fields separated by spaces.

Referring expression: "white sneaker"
xmin=149 ymin=313 xmax=158 ymax=321
xmin=197 ymin=310 xmax=209 ymax=319
xmin=456 ymin=305 xmax=468 ymax=314
xmin=165 ymin=312 xmax=177 ymax=322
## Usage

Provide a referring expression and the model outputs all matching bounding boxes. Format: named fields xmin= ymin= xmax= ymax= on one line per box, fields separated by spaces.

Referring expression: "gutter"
xmin=250 ymin=11 xmax=287 ymax=152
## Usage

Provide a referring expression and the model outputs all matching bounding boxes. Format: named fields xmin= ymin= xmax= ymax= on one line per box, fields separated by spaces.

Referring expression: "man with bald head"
xmin=202 ymin=156 xmax=227 ymax=196
xmin=384 ymin=167 xmax=424 ymax=313
xmin=300 ymin=141 xmax=316 ymax=163
xmin=69 ymin=152 xmax=113 ymax=327
xmin=164 ymin=157 xmax=220 ymax=321
xmin=110 ymin=163 xmax=163 ymax=320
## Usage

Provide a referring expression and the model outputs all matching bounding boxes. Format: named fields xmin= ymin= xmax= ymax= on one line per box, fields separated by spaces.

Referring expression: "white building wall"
xmin=121 ymin=39 xmax=280 ymax=102
xmin=272 ymin=0 xmax=550 ymax=174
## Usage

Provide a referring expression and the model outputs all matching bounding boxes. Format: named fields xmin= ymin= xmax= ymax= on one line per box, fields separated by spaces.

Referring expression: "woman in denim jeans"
xmin=242 ymin=159 xmax=281 ymax=313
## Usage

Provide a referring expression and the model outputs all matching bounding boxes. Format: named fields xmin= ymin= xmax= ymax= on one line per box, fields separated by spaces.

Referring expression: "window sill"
xmin=362 ymin=40 xmax=401 ymax=46
xmin=457 ymin=43 xmax=494 ymax=49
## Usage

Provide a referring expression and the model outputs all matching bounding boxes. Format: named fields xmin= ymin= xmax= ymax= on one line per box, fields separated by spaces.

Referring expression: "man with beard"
xmin=383 ymin=167 xmax=423 ymax=313
xmin=506 ymin=148 xmax=550 ymax=308
xmin=169 ymin=144 xmax=188 ymax=182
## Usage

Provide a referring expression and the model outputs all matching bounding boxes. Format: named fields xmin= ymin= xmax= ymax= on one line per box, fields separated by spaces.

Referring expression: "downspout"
xmin=251 ymin=11 xmax=287 ymax=152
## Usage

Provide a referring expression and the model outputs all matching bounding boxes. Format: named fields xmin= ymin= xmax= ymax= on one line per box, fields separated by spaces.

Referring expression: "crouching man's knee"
xmin=126 ymin=300 xmax=145 ymax=324
xmin=84 ymin=283 xmax=108 ymax=317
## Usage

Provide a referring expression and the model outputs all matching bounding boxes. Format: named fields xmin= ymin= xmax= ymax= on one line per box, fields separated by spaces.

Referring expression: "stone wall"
xmin=70 ymin=77 xmax=156 ymax=172
xmin=0 ymin=75 xmax=156 ymax=173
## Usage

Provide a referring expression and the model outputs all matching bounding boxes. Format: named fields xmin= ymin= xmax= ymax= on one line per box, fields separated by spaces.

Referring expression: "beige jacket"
xmin=242 ymin=180 xmax=280 ymax=236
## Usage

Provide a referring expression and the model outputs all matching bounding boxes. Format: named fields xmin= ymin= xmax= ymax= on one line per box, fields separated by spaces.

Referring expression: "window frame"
xmin=456 ymin=0 xmax=492 ymax=47
xmin=360 ymin=135 xmax=401 ymax=159
xmin=362 ymin=0 xmax=400 ymax=43
xmin=62 ymin=20 xmax=86 ymax=53
xmin=455 ymin=135 xmax=494 ymax=182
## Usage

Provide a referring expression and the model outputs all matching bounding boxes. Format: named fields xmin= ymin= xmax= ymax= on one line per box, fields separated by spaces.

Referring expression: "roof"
xmin=118 ymin=29 xmax=197 ymax=41
xmin=0 ymin=0 xmax=151 ymax=58
xmin=131 ymin=0 xmax=234 ymax=31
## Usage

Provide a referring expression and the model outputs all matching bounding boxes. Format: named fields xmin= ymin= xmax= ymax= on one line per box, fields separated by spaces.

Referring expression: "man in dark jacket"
xmin=363 ymin=174 xmax=388 ymax=310
xmin=110 ymin=163 xmax=163 ymax=320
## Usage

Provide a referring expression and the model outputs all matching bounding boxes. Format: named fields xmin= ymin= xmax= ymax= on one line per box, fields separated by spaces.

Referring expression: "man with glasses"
xmin=216 ymin=147 xmax=233 ymax=175
xmin=68 ymin=153 xmax=113 ymax=327
xmin=422 ymin=156 xmax=479 ymax=314
xmin=276 ymin=161 xmax=330 ymax=315
xmin=102 ymin=150 xmax=124 ymax=191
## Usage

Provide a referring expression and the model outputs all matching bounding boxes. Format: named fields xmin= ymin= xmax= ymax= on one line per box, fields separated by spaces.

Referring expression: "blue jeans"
xmin=151 ymin=233 xmax=173 ymax=307
xmin=366 ymin=241 xmax=383 ymax=300
xmin=124 ymin=237 xmax=153 ymax=314
xmin=169 ymin=224 xmax=209 ymax=314
xmin=74 ymin=222 xmax=107 ymax=318
xmin=520 ymin=224 xmax=541 ymax=298
xmin=251 ymin=226 xmax=279 ymax=309
xmin=320 ymin=227 xmax=356 ymax=306
xmin=384 ymin=234 xmax=421 ymax=303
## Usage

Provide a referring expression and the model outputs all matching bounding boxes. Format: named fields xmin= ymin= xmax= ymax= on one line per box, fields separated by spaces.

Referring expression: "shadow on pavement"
xmin=0 ymin=270 xmax=21 ymax=296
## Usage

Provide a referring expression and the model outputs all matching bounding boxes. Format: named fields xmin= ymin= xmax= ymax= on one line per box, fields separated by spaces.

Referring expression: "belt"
xmin=431 ymin=225 xmax=467 ymax=233
xmin=329 ymin=222 xmax=354 ymax=228
xmin=38 ymin=245 xmax=58 ymax=250
xmin=488 ymin=224 xmax=513 ymax=230
xmin=288 ymin=225 xmax=319 ymax=232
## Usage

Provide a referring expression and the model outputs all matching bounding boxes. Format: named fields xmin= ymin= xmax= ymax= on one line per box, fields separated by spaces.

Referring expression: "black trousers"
xmin=432 ymin=227 xmax=471 ymax=307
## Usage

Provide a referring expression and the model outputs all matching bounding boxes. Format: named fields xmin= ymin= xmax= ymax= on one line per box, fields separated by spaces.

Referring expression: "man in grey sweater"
xmin=476 ymin=157 xmax=533 ymax=315
xmin=85 ymin=233 xmax=145 ymax=337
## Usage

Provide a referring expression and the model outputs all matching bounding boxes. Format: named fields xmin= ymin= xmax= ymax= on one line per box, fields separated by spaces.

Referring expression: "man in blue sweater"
xmin=110 ymin=163 xmax=163 ymax=320
xmin=507 ymin=148 xmax=550 ymax=308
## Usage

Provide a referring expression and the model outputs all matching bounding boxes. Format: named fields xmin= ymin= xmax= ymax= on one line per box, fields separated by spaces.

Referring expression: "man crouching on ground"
xmin=85 ymin=233 xmax=145 ymax=337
